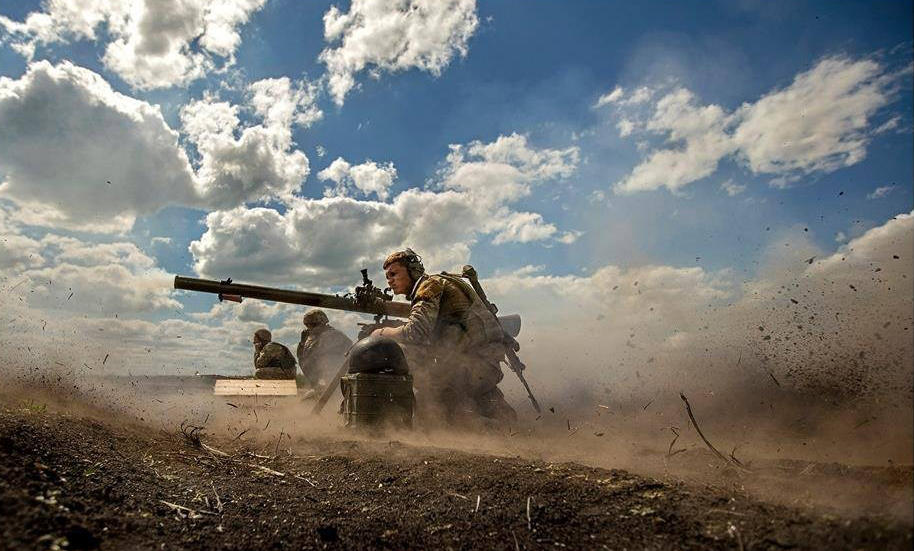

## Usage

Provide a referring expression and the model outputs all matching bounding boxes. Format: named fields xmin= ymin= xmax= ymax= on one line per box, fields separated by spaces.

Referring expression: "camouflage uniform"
xmin=296 ymin=324 xmax=353 ymax=388
xmin=254 ymin=342 xmax=297 ymax=380
xmin=399 ymin=273 xmax=516 ymax=424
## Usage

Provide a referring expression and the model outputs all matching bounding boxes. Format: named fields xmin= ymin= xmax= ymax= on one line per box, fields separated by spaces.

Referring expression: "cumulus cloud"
xmin=318 ymin=157 xmax=398 ymax=201
xmin=0 ymin=63 xmax=318 ymax=232
xmin=0 ymin=217 xmax=179 ymax=314
xmin=0 ymin=61 xmax=198 ymax=232
xmin=319 ymin=0 xmax=479 ymax=105
xmin=181 ymin=77 xmax=320 ymax=209
xmin=610 ymin=55 xmax=906 ymax=194
xmin=0 ymin=203 xmax=43 ymax=271
xmin=0 ymin=0 xmax=266 ymax=89
xmin=190 ymin=133 xmax=580 ymax=286
xmin=616 ymin=87 xmax=735 ymax=194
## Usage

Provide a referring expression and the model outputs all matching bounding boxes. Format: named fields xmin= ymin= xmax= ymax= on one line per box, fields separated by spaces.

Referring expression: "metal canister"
xmin=341 ymin=373 xmax=414 ymax=429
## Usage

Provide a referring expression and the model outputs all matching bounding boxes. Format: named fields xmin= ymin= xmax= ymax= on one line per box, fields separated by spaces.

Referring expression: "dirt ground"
xmin=1 ymin=389 xmax=911 ymax=551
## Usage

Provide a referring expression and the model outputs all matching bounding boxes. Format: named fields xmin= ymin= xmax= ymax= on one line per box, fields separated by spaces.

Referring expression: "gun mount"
xmin=173 ymin=275 xmax=411 ymax=318
xmin=173 ymin=274 xmax=521 ymax=337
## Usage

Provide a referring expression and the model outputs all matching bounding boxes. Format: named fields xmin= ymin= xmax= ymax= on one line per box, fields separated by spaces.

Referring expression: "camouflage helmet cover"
xmin=253 ymin=328 xmax=272 ymax=342
xmin=303 ymin=309 xmax=330 ymax=326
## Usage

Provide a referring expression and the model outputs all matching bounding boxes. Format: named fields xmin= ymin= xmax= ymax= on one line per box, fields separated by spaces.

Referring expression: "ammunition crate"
xmin=340 ymin=373 xmax=414 ymax=430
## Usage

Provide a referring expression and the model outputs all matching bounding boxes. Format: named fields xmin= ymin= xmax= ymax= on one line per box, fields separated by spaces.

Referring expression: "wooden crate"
xmin=213 ymin=379 xmax=298 ymax=396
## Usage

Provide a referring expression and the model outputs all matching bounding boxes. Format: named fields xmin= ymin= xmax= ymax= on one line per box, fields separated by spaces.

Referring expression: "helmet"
xmin=383 ymin=248 xmax=425 ymax=281
xmin=347 ymin=335 xmax=409 ymax=375
xmin=302 ymin=309 xmax=329 ymax=326
xmin=253 ymin=328 xmax=272 ymax=343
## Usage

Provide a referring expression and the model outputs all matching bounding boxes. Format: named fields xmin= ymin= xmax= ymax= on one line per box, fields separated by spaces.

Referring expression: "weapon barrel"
xmin=174 ymin=275 xmax=411 ymax=318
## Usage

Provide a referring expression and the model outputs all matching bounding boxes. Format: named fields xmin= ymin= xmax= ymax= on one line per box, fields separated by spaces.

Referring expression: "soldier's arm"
xmin=296 ymin=332 xmax=308 ymax=362
xmin=254 ymin=345 xmax=275 ymax=369
xmin=378 ymin=278 xmax=442 ymax=344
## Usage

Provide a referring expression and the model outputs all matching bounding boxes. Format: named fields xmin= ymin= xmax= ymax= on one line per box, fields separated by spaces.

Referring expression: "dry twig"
xmin=526 ymin=496 xmax=532 ymax=530
xmin=667 ymin=427 xmax=686 ymax=457
xmin=248 ymin=463 xmax=285 ymax=477
xmin=159 ymin=500 xmax=216 ymax=518
xmin=201 ymin=443 xmax=229 ymax=457
xmin=210 ymin=481 xmax=223 ymax=514
xmin=679 ymin=393 xmax=750 ymax=472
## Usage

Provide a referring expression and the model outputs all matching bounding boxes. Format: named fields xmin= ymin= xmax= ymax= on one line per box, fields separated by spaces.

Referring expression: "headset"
xmin=402 ymin=248 xmax=425 ymax=281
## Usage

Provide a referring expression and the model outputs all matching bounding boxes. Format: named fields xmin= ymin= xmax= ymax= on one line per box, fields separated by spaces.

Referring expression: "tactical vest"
xmin=433 ymin=273 xmax=506 ymax=353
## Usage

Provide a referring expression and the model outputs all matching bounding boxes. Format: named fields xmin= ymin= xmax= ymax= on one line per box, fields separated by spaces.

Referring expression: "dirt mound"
xmin=1 ymin=400 xmax=910 ymax=550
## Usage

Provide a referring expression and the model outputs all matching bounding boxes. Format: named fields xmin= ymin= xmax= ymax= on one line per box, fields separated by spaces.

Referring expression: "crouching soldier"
xmin=372 ymin=249 xmax=516 ymax=426
xmin=252 ymin=328 xmax=296 ymax=379
xmin=296 ymin=309 xmax=353 ymax=390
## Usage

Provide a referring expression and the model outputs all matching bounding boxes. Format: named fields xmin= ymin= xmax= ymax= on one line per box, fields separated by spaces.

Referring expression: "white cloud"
xmin=720 ymin=179 xmax=747 ymax=196
xmin=490 ymin=211 xmax=557 ymax=245
xmin=594 ymin=85 xmax=654 ymax=108
xmin=0 ymin=63 xmax=319 ymax=232
xmin=190 ymin=134 xmax=581 ymax=286
xmin=181 ymin=77 xmax=320 ymax=209
xmin=319 ymin=0 xmax=479 ymax=105
xmin=318 ymin=157 xmax=398 ymax=201
xmin=0 ymin=203 xmax=43 ymax=271
xmin=557 ymin=230 xmax=583 ymax=244
xmin=443 ymin=132 xmax=579 ymax=197
xmin=611 ymin=55 xmax=905 ymax=194
xmin=615 ymin=88 xmax=735 ymax=194
xmin=625 ymin=85 xmax=653 ymax=105
xmin=0 ymin=0 xmax=266 ymax=89
xmin=616 ymin=118 xmax=635 ymax=137
xmin=867 ymin=185 xmax=898 ymax=200
xmin=733 ymin=56 xmax=897 ymax=175
xmin=0 ymin=223 xmax=179 ymax=314
xmin=0 ymin=61 xmax=198 ymax=232
xmin=595 ymin=85 xmax=623 ymax=107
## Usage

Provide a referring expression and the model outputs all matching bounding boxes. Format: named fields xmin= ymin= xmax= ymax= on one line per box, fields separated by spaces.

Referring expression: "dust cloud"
xmin=0 ymin=212 xmax=911 ymax=524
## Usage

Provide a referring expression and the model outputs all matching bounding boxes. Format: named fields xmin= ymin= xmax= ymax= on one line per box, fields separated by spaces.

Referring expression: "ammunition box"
xmin=340 ymin=373 xmax=414 ymax=430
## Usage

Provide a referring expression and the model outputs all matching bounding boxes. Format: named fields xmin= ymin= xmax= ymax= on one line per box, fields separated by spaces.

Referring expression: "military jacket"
xmin=296 ymin=324 xmax=353 ymax=383
xmin=254 ymin=342 xmax=297 ymax=373
xmin=400 ymin=274 xmax=505 ymax=356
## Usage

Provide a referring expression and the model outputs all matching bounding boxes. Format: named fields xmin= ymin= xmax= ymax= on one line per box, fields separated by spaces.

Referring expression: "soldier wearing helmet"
xmin=296 ymin=309 xmax=353 ymax=390
xmin=252 ymin=328 xmax=297 ymax=379
xmin=374 ymin=249 xmax=516 ymax=425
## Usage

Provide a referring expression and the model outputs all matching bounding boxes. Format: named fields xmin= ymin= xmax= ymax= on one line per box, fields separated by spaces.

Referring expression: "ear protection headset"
xmin=402 ymin=248 xmax=425 ymax=281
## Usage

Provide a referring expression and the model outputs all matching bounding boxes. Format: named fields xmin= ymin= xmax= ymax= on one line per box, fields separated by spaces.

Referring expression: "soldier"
xmin=296 ymin=309 xmax=353 ymax=389
xmin=252 ymin=328 xmax=296 ymax=380
xmin=373 ymin=248 xmax=516 ymax=425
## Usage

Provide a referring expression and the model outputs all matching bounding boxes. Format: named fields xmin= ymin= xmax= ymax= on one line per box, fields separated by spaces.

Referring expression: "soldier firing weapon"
xmin=173 ymin=269 xmax=538 ymax=412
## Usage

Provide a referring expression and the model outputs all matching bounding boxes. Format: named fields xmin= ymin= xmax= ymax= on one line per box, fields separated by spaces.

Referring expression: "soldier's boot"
xmin=475 ymin=387 xmax=517 ymax=424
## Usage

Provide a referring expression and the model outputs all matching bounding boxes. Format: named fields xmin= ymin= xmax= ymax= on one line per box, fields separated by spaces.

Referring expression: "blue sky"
xmin=0 ymin=0 xmax=911 ymax=386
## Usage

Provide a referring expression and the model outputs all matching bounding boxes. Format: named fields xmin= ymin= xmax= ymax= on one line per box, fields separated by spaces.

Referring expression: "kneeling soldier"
xmin=252 ymin=328 xmax=296 ymax=380
xmin=372 ymin=249 xmax=516 ymax=425
xmin=296 ymin=309 xmax=353 ymax=390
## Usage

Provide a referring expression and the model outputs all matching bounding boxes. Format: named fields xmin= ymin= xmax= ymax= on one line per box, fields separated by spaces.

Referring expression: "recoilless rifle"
xmin=173 ymin=269 xmax=540 ymax=412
